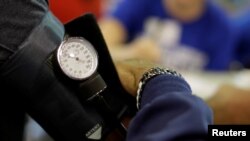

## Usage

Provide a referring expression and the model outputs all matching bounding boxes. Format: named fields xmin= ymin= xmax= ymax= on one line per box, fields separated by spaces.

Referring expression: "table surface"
xmin=181 ymin=69 xmax=250 ymax=100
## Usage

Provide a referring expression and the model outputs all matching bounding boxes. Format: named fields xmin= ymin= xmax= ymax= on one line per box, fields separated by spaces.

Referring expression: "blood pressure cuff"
xmin=0 ymin=12 xmax=135 ymax=141
xmin=64 ymin=13 xmax=136 ymax=118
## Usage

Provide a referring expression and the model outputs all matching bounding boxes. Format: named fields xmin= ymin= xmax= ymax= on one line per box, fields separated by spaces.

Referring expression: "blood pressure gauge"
xmin=57 ymin=37 xmax=98 ymax=80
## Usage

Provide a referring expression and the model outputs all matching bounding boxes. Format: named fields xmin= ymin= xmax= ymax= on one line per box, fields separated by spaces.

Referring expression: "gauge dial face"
xmin=57 ymin=37 xmax=98 ymax=80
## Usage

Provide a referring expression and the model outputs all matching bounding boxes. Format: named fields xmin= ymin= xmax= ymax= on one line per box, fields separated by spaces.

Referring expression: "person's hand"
xmin=207 ymin=84 xmax=250 ymax=124
xmin=131 ymin=37 xmax=162 ymax=63
xmin=115 ymin=59 xmax=161 ymax=96
xmin=105 ymin=59 xmax=160 ymax=141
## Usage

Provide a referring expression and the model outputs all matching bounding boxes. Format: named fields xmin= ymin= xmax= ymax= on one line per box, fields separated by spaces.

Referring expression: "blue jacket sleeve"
xmin=126 ymin=75 xmax=212 ymax=141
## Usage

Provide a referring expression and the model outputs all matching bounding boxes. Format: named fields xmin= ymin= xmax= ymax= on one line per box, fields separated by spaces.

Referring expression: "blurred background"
xmin=213 ymin=0 xmax=250 ymax=16
xmin=49 ymin=0 xmax=250 ymax=21
xmin=25 ymin=0 xmax=250 ymax=141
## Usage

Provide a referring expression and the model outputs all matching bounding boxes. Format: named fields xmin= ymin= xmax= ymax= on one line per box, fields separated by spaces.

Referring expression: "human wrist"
xmin=136 ymin=67 xmax=184 ymax=110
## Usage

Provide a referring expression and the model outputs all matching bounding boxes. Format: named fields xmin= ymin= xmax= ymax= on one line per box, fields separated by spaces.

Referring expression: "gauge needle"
xmin=68 ymin=53 xmax=85 ymax=63
xmin=69 ymin=53 xmax=75 ymax=58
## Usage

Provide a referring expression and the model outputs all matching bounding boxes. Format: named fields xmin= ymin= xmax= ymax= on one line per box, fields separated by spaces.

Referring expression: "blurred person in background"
xmin=100 ymin=0 xmax=237 ymax=71
xmin=216 ymin=0 xmax=250 ymax=69
xmin=205 ymin=8 xmax=250 ymax=125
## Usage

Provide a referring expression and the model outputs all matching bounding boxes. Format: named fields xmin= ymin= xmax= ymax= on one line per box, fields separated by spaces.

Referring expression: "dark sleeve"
xmin=126 ymin=75 xmax=212 ymax=141
xmin=0 ymin=0 xmax=48 ymax=63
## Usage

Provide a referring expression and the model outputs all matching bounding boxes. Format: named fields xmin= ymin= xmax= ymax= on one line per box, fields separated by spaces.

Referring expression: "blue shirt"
xmin=111 ymin=0 xmax=236 ymax=70
xmin=233 ymin=10 xmax=250 ymax=68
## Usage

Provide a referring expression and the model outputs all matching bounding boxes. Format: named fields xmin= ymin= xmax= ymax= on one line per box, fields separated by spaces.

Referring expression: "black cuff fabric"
xmin=0 ymin=0 xmax=48 ymax=62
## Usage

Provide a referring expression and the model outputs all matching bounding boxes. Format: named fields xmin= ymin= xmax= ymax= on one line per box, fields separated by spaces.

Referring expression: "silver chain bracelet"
xmin=136 ymin=67 xmax=183 ymax=110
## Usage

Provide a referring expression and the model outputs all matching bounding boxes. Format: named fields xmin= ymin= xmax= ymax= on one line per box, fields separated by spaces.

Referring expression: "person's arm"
xmin=127 ymin=75 xmax=212 ymax=141
xmin=115 ymin=60 xmax=212 ymax=141
xmin=99 ymin=18 xmax=127 ymax=47
xmin=99 ymin=18 xmax=161 ymax=62
xmin=99 ymin=0 xmax=161 ymax=62
xmin=0 ymin=0 xmax=48 ymax=63
xmin=99 ymin=18 xmax=141 ymax=61
xmin=207 ymin=84 xmax=250 ymax=124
